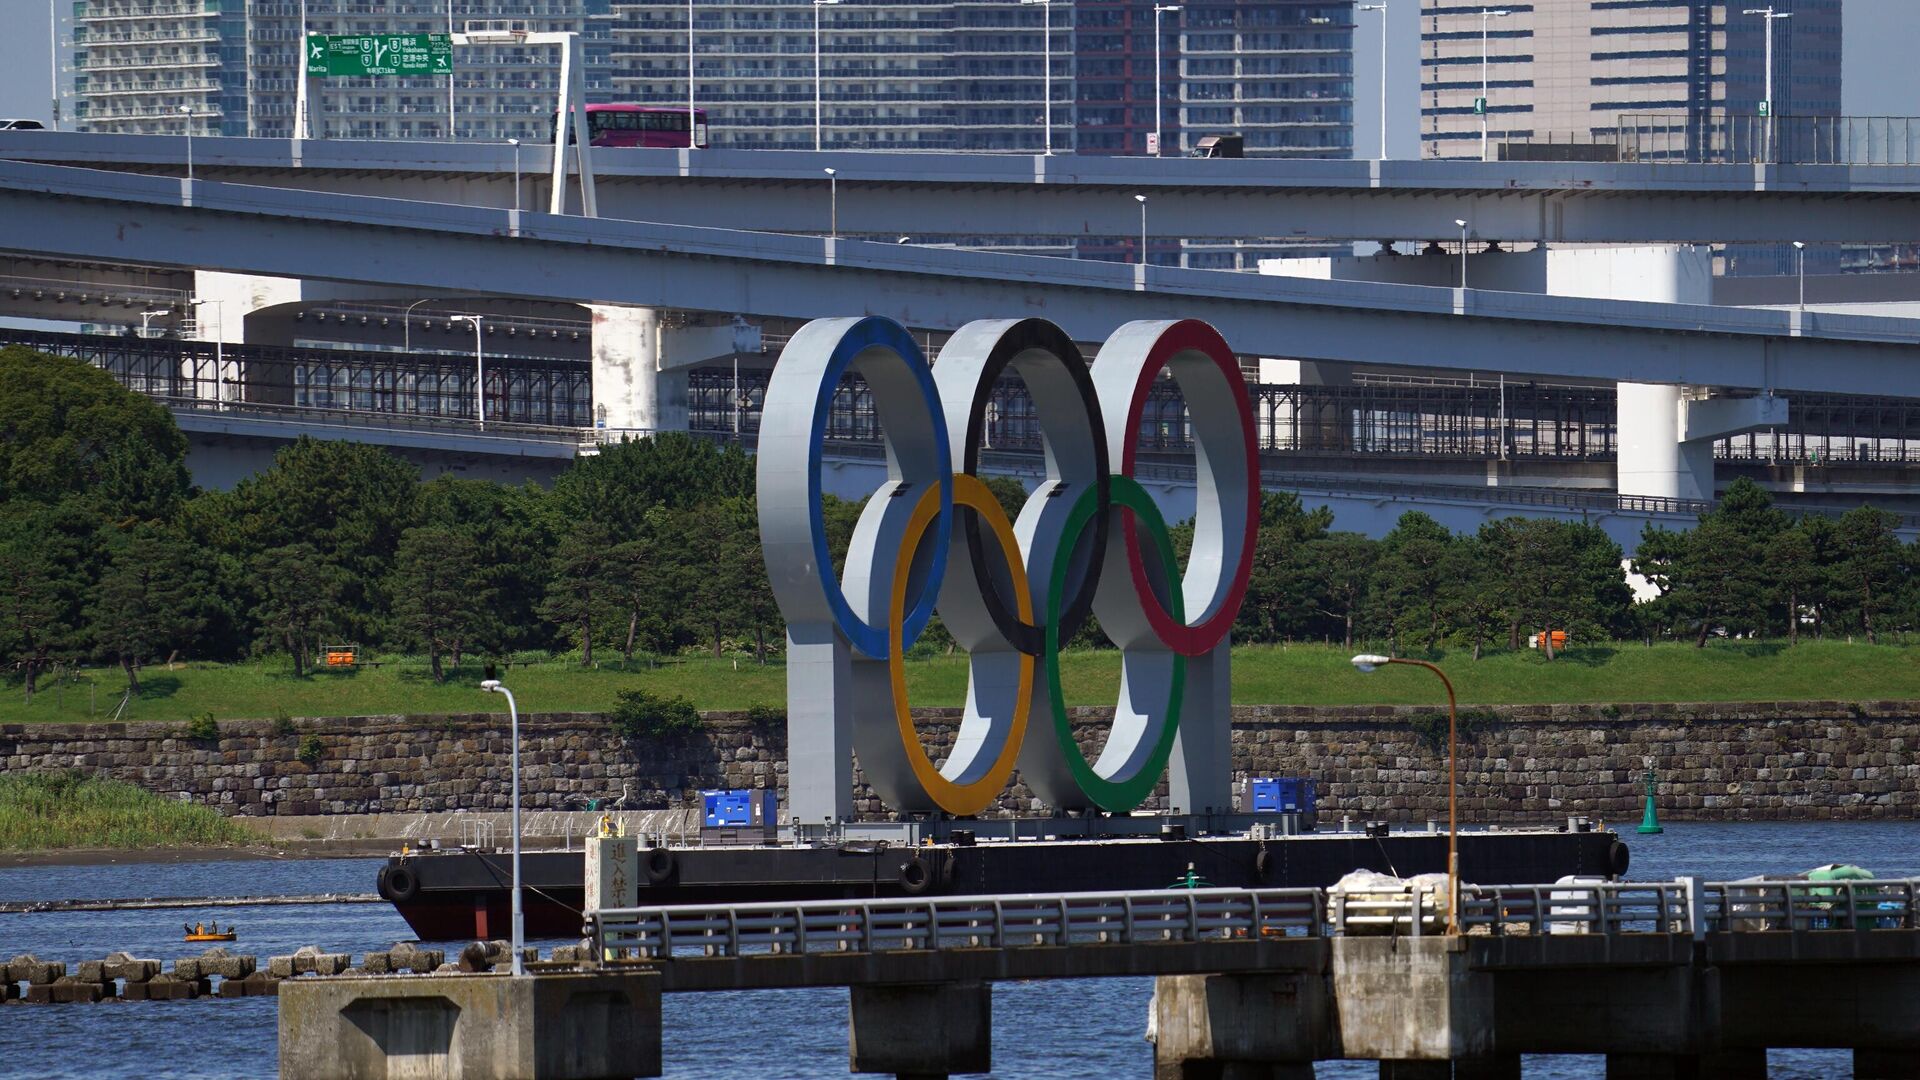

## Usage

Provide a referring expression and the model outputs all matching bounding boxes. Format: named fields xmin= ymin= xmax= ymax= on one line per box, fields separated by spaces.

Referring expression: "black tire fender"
xmin=382 ymin=864 xmax=420 ymax=903
xmin=1607 ymin=838 xmax=1631 ymax=878
xmin=644 ymin=846 xmax=677 ymax=885
xmin=898 ymin=858 xmax=931 ymax=895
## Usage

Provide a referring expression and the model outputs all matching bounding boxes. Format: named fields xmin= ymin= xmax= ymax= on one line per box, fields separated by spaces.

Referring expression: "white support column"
xmin=589 ymin=308 xmax=759 ymax=437
xmin=588 ymin=305 xmax=663 ymax=435
xmin=1617 ymin=384 xmax=1789 ymax=502
xmin=189 ymin=271 xmax=306 ymax=406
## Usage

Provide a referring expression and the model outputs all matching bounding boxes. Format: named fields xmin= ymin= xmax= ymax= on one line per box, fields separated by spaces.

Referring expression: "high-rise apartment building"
xmin=607 ymin=0 xmax=1353 ymax=156
xmin=72 ymin=1 xmax=614 ymax=142
xmin=1418 ymin=1 xmax=1840 ymax=162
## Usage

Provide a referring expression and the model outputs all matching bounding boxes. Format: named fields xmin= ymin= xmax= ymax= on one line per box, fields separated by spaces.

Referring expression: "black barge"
xmin=377 ymin=823 xmax=1630 ymax=941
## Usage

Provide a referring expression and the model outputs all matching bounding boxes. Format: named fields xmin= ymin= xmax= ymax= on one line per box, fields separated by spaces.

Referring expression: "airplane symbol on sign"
xmin=309 ymin=39 xmax=324 ymax=62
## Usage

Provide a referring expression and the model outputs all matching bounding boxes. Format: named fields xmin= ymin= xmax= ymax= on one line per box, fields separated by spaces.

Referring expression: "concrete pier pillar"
xmin=1156 ymin=1065 xmax=1313 ymax=1080
xmin=1855 ymin=1048 xmax=1920 ymax=1079
xmin=1697 ymin=1049 xmax=1768 ymax=1079
xmin=1616 ymin=383 xmax=1787 ymax=502
xmin=848 ymin=981 xmax=991 ymax=1078
xmin=589 ymin=305 xmax=665 ymax=435
xmin=1606 ymin=1053 xmax=1704 ymax=1079
xmin=1455 ymin=1056 xmax=1524 ymax=1080
xmin=589 ymin=307 xmax=762 ymax=437
xmin=278 ymin=971 xmax=662 ymax=1079
xmin=1150 ymin=972 xmax=1330 ymax=1078
xmin=1378 ymin=1061 xmax=1452 ymax=1079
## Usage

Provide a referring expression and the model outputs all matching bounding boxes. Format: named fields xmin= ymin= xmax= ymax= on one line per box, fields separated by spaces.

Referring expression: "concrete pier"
xmin=848 ymin=981 xmax=991 ymax=1079
xmin=278 ymin=972 xmax=662 ymax=1080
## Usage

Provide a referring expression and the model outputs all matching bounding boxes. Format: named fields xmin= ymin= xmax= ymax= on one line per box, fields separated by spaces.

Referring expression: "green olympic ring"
xmin=1044 ymin=476 xmax=1186 ymax=812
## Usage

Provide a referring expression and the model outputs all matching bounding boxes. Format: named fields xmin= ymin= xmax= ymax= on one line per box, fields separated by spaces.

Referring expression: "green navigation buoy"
xmin=1169 ymin=863 xmax=1214 ymax=889
xmin=1637 ymin=755 xmax=1663 ymax=835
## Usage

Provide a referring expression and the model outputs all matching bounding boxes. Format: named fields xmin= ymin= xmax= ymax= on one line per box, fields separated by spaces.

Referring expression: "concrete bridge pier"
xmin=848 ymin=981 xmax=991 ymax=1079
xmin=1616 ymin=384 xmax=1789 ymax=502
xmin=1150 ymin=970 xmax=1331 ymax=1080
xmin=1855 ymin=1049 xmax=1920 ymax=1079
xmin=278 ymin=971 xmax=663 ymax=1079
xmin=1603 ymin=1049 xmax=1769 ymax=1079
xmin=589 ymin=306 xmax=762 ymax=436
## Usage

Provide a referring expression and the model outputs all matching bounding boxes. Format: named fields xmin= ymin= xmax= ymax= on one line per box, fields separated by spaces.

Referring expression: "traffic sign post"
xmin=306 ymin=34 xmax=452 ymax=78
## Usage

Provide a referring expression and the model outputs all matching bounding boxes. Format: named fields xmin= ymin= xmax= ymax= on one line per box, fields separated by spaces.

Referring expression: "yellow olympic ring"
xmin=885 ymin=474 xmax=1034 ymax=816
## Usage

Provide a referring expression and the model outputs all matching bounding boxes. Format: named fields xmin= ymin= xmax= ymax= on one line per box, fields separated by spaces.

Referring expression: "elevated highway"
xmin=2 ymin=159 xmax=1917 ymax=398
xmin=7 ymin=131 xmax=1920 ymax=244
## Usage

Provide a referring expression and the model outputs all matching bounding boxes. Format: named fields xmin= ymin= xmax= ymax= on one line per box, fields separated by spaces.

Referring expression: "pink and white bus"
xmin=555 ymin=105 xmax=709 ymax=149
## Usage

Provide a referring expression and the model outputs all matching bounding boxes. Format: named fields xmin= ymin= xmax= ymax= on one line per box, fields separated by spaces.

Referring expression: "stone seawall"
xmin=2 ymin=702 xmax=1913 ymax=822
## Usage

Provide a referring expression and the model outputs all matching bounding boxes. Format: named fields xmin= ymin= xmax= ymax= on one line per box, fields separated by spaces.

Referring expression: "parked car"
xmin=0 ymin=120 xmax=46 ymax=131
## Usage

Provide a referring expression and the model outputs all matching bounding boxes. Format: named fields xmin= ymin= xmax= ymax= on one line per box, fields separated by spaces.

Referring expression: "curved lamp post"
xmin=480 ymin=671 xmax=524 ymax=976
xmin=1352 ymin=653 xmax=1460 ymax=934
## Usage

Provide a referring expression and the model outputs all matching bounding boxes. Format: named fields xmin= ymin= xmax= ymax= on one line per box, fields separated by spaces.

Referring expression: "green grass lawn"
xmin=4 ymin=640 xmax=1918 ymax=725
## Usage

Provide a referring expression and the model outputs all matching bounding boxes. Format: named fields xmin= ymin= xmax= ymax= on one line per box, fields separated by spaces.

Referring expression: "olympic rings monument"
xmin=758 ymin=316 xmax=1258 ymax=827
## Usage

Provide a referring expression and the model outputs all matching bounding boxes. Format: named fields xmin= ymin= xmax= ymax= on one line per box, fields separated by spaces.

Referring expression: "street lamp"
xmin=178 ymin=104 xmax=196 ymax=184
xmin=480 ymin=671 xmax=525 ymax=977
xmin=1743 ymin=7 xmax=1791 ymax=163
xmin=1151 ymin=4 xmax=1180 ymax=157
xmin=48 ymin=0 xmax=59 ymax=131
xmin=452 ymin=314 xmax=486 ymax=427
xmin=687 ymin=0 xmax=697 ymax=148
xmin=1352 ymin=653 xmax=1460 ymax=935
xmin=1455 ymin=218 xmax=1468 ymax=289
xmin=1134 ymin=194 xmax=1147 ymax=265
xmin=508 ymin=138 xmax=521 ymax=213
xmin=1478 ymin=9 xmax=1510 ymax=161
xmin=1359 ymin=3 xmax=1387 ymax=161
xmin=189 ymin=297 xmax=223 ymax=404
xmin=403 ymin=299 xmax=435 ymax=354
xmin=813 ymin=0 xmax=842 ymax=151
xmin=1020 ymin=0 xmax=1053 ymax=155
xmin=139 ymin=308 xmax=170 ymax=339
xmin=823 ymin=167 xmax=837 ymax=238
xmin=1793 ymin=240 xmax=1806 ymax=310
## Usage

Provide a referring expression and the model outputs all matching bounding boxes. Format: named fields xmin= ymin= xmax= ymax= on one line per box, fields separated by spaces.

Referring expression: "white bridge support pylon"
xmin=1617 ymin=384 xmax=1790 ymax=502
xmin=589 ymin=306 xmax=762 ymax=436
xmin=296 ymin=25 xmax=597 ymax=218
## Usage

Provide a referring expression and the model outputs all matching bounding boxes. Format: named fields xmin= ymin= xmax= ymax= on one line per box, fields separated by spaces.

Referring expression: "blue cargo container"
xmin=1248 ymin=777 xmax=1316 ymax=818
xmin=702 ymin=788 xmax=777 ymax=828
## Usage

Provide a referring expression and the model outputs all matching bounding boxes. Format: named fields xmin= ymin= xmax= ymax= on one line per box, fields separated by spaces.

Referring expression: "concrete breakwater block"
xmin=288 ymin=946 xmax=352 ymax=977
xmin=217 ymin=972 xmax=280 ymax=998
xmin=361 ymin=944 xmax=446 ymax=975
xmin=50 ymin=976 xmax=110 ymax=1003
xmin=103 ymin=952 xmax=162 ymax=983
xmin=138 ymin=973 xmax=209 ymax=1000
xmin=5 ymin=955 xmax=66 ymax=984
xmin=187 ymin=948 xmax=255 ymax=980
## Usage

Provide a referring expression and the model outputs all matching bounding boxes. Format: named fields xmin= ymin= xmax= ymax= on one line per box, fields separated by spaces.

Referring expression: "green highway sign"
xmin=1473 ymin=96 xmax=1487 ymax=115
xmin=306 ymin=33 xmax=452 ymax=78
xmin=1758 ymin=100 xmax=1771 ymax=117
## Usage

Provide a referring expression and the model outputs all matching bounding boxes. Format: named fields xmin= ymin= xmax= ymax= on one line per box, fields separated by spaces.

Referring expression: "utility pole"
xmin=1152 ymin=5 xmax=1180 ymax=156
xmin=1359 ymin=4 xmax=1386 ymax=160
xmin=1743 ymin=7 xmax=1791 ymax=163
xmin=1478 ymin=9 xmax=1510 ymax=162
xmin=814 ymin=0 xmax=841 ymax=151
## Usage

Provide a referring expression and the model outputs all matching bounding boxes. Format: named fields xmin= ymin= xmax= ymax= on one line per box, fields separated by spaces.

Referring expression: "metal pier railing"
xmin=587 ymin=878 xmax=1920 ymax=961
